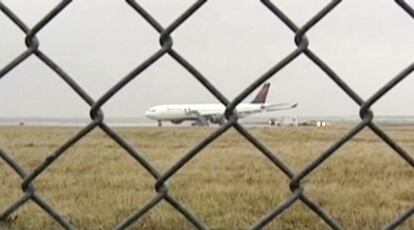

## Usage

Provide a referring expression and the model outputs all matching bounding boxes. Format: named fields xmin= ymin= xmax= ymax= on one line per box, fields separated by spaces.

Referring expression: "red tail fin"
xmin=251 ymin=83 xmax=270 ymax=104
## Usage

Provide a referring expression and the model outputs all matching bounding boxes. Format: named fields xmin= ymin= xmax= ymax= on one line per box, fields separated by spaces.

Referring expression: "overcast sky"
xmin=1 ymin=0 xmax=414 ymax=119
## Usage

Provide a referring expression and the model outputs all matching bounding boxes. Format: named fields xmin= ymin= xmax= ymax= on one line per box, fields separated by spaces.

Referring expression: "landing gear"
xmin=208 ymin=115 xmax=226 ymax=126
xmin=158 ymin=120 xmax=162 ymax=127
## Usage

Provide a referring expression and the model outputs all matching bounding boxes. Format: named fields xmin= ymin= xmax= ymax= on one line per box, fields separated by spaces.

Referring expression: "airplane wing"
xmin=263 ymin=103 xmax=298 ymax=112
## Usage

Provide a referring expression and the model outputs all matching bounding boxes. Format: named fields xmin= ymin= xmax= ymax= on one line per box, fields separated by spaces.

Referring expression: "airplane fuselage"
xmin=144 ymin=83 xmax=297 ymax=126
xmin=145 ymin=103 xmax=264 ymax=121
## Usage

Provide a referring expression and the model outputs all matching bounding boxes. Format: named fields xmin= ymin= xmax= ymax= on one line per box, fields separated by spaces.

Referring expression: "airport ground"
xmin=0 ymin=124 xmax=413 ymax=229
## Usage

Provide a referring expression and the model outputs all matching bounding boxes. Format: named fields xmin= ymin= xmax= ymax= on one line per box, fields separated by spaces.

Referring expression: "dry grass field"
xmin=0 ymin=124 xmax=413 ymax=229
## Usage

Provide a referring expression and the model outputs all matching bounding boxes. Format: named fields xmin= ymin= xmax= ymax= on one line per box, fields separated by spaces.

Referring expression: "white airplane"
xmin=145 ymin=83 xmax=298 ymax=126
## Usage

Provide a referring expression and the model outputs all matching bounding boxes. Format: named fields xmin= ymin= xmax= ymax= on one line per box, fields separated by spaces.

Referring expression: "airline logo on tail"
xmin=251 ymin=83 xmax=270 ymax=104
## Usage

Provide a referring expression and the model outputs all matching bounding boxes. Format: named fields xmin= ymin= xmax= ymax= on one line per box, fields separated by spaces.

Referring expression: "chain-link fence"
xmin=1 ymin=0 xmax=413 ymax=229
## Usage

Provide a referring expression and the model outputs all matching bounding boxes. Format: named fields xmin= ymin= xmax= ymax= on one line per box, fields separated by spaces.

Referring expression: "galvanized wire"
xmin=0 ymin=0 xmax=413 ymax=229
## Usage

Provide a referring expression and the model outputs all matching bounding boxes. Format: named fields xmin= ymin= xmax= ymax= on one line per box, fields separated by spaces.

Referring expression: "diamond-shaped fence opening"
xmin=0 ymin=57 xmax=91 ymax=120
xmin=1 ymin=0 xmax=413 ymax=229
xmin=169 ymin=0 xmax=298 ymax=92
xmin=307 ymin=1 xmax=414 ymax=100
xmin=36 ymin=1 xmax=163 ymax=99
xmin=100 ymin=54 xmax=221 ymax=124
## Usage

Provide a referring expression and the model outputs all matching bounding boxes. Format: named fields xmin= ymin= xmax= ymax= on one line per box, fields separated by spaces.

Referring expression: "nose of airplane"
xmin=145 ymin=110 xmax=153 ymax=117
xmin=145 ymin=108 xmax=157 ymax=119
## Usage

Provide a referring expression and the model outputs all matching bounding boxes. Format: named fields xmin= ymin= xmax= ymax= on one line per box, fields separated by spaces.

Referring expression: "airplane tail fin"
xmin=251 ymin=83 xmax=270 ymax=104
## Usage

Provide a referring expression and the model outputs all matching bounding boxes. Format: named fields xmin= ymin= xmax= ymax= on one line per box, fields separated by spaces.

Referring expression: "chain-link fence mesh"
xmin=0 ymin=0 xmax=413 ymax=229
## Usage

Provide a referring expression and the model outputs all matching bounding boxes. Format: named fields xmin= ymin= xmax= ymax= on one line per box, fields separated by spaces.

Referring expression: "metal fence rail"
xmin=0 ymin=0 xmax=413 ymax=229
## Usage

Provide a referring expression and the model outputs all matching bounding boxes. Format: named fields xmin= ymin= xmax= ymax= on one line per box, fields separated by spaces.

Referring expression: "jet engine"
xmin=171 ymin=120 xmax=184 ymax=124
xmin=209 ymin=115 xmax=226 ymax=125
